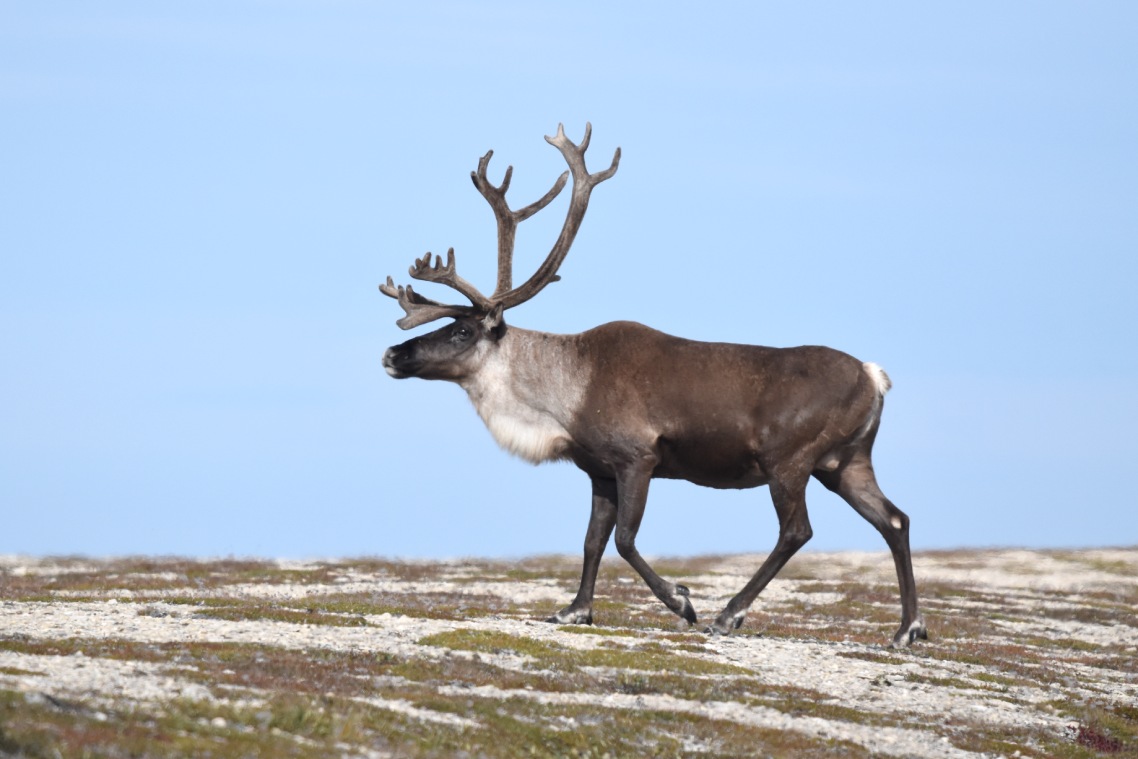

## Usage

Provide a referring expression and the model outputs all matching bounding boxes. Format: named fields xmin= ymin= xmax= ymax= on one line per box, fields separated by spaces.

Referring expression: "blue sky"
xmin=2 ymin=3 xmax=1135 ymax=559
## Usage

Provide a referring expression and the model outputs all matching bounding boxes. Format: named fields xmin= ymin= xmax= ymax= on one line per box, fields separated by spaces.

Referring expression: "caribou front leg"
xmin=547 ymin=477 xmax=618 ymax=624
xmin=612 ymin=459 xmax=697 ymax=626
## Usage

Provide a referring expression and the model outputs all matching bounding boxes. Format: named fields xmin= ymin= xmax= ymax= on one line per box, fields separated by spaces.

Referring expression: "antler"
xmin=471 ymin=151 xmax=568 ymax=297
xmin=407 ymin=248 xmax=494 ymax=312
xmin=378 ymin=277 xmax=474 ymax=330
xmin=492 ymin=122 xmax=620 ymax=311
xmin=378 ymin=247 xmax=493 ymax=328
xmin=380 ymin=123 xmax=620 ymax=329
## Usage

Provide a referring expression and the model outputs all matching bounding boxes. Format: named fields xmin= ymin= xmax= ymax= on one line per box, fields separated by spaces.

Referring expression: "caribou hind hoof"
xmin=546 ymin=608 xmax=593 ymax=625
xmin=704 ymin=611 xmax=746 ymax=636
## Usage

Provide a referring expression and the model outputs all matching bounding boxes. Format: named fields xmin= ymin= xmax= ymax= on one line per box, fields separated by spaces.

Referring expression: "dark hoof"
xmin=678 ymin=596 xmax=697 ymax=626
xmin=891 ymin=618 xmax=928 ymax=648
xmin=704 ymin=611 xmax=745 ymax=636
xmin=547 ymin=608 xmax=593 ymax=625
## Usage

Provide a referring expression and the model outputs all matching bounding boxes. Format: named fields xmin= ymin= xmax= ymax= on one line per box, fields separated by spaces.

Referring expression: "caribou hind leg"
xmin=547 ymin=477 xmax=618 ymax=625
xmin=814 ymin=453 xmax=927 ymax=647
xmin=706 ymin=476 xmax=814 ymax=635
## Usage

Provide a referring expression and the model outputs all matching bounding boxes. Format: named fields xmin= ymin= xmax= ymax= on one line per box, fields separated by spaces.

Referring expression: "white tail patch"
xmin=863 ymin=362 xmax=892 ymax=396
xmin=850 ymin=362 xmax=891 ymax=443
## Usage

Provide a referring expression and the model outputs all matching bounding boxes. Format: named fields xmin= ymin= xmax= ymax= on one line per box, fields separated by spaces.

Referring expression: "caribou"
xmin=380 ymin=124 xmax=927 ymax=646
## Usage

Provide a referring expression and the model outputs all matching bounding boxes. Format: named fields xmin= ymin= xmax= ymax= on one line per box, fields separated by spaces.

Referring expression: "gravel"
xmin=1 ymin=548 xmax=1135 ymax=757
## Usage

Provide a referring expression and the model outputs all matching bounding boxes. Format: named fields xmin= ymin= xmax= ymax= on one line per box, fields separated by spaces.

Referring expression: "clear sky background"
xmin=2 ymin=3 xmax=1136 ymax=559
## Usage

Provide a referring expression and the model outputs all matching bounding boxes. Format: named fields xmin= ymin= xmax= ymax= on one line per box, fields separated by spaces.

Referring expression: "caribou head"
xmin=381 ymin=123 xmax=618 ymax=384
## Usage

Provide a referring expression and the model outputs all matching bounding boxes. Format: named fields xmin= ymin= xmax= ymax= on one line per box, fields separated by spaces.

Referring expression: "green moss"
xmin=0 ymin=687 xmax=357 ymax=759
xmin=971 ymin=671 xmax=1030 ymax=690
xmin=386 ymin=694 xmax=876 ymax=758
xmin=190 ymin=603 xmax=370 ymax=627
xmin=296 ymin=590 xmax=527 ymax=620
xmin=902 ymin=673 xmax=979 ymax=690
xmin=556 ymin=625 xmax=640 ymax=638
xmin=0 ymin=635 xmax=164 ymax=661
xmin=1022 ymin=636 xmax=1101 ymax=653
xmin=1051 ymin=698 xmax=1138 ymax=756
xmin=836 ymin=650 xmax=906 ymax=665
xmin=418 ymin=629 xmax=749 ymax=677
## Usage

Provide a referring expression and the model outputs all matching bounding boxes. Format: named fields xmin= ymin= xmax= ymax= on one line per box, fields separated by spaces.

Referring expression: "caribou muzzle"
xmin=382 ymin=345 xmax=417 ymax=379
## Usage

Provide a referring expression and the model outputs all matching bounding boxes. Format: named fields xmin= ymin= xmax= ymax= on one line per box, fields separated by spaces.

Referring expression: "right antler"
xmin=471 ymin=151 xmax=568 ymax=298
xmin=491 ymin=123 xmax=620 ymax=311
xmin=380 ymin=123 xmax=620 ymax=329
xmin=378 ymin=277 xmax=474 ymax=330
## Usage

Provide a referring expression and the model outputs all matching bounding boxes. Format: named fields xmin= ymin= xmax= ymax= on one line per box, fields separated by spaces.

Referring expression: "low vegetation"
xmin=1 ymin=548 xmax=1136 ymax=757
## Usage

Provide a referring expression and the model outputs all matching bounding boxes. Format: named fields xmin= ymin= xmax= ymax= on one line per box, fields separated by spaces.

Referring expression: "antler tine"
xmin=471 ymin=148 xmax=569 ymax=298
xmin=381 ymin=124 xmax=618 ymax=328
xmin=577 ymin=121 xmax=591 ymax=153
xmin=515 ymin=170 xmax=569 ymax=222
xmin=493 ymin=123 xmax=620 ymax=311
xmin=407 ymin=247 xmax=494 ymax=312
xmin=378 ymin=277 xmax=473 ymax=330
xmin=544 ymin=121 xmax=621 ymax=188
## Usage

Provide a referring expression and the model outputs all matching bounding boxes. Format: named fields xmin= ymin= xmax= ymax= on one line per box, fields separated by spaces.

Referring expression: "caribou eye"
xmin=452 ymin=325 xmax=473 ymax=342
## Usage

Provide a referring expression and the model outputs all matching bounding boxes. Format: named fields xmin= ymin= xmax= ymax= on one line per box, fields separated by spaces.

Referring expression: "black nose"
xmin=382 ymin=345 xmax=411 ymax=378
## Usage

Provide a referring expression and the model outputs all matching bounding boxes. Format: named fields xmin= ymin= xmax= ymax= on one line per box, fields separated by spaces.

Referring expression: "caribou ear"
xmin=482 ymin=303 xmax=505 ymax=336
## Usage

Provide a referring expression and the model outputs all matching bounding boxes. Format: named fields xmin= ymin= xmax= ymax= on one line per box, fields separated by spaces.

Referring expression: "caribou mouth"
xmin=382 ymin=348 xmax=413 ymax=379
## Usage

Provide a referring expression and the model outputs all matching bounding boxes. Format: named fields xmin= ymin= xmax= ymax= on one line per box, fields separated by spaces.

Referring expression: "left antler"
xmin=378 ymin=277 xmax=474 ymax=330
xmin=380 ymin=123 xmax=620 ymax=329
xmin=406 ymin=248 xmax=494 ymax=312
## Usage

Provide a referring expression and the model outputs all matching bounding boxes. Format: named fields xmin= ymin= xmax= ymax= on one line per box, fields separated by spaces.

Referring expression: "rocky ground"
xmin=0 ymin=548 xmax=1135 ymax=757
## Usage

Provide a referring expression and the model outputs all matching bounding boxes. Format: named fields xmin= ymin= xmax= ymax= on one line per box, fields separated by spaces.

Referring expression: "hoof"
xmin=704 ymin=611 xmax=745 ymax=636
xmin=663 ymin=583 xmax=696 ymax=625
xmin=890 ymin=618 xmax=927 ymax=648
xmin=547 ymin=608 xmax=593 ymax=625
xmin=678 ymin=596 xmax=697 ymax=626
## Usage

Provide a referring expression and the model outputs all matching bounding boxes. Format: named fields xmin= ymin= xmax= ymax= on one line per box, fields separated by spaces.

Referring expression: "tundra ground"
xmin=1 ymin=548 xmax=1136 ymax=757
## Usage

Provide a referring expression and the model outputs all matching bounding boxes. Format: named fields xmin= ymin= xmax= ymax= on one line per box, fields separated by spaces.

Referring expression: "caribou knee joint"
xmin=784 ymin=524 xmax=813 ymax=551
xmin=613 ymin=528 xmax=638 ymax=561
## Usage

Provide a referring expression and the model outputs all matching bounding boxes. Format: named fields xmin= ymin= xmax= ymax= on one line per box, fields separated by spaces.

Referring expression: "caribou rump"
xmin=380 ymin=124 xmax=926 ymax=646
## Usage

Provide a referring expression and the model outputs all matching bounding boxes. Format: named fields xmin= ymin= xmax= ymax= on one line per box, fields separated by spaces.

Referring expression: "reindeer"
xmin=380 ymin=124 xmax=927 ymax=647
